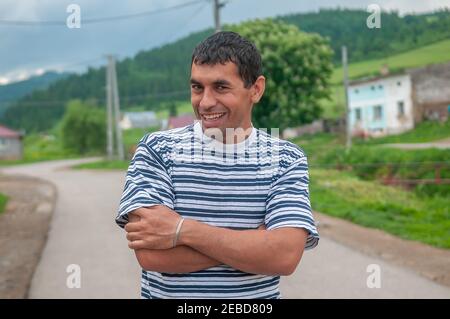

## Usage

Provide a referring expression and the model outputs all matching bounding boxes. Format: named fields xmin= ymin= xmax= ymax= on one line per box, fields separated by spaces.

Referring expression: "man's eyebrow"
xmin=190 ymin=79 xmax=232 ymax=86
xmin=213 ymin=79 xmax=232 ymax=86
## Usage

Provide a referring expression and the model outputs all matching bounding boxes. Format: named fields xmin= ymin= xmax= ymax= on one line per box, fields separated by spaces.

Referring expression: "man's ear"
xmin=251 ymin=75 xmax=266 ymax=104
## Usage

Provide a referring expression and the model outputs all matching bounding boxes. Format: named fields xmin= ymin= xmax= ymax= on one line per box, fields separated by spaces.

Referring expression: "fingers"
xmin=257 ymin=224 xmax=266 ymax=230
xmin=128 ymin=240 xmax=147 ymax=250
xmin=124 ymin=221 xmax=141 ymax=232
xmin=126 ymin=232 xmax=141 ymax=242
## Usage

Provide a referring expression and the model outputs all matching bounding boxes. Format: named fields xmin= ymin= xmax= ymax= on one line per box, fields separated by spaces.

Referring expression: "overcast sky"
xmin=1 ymin=0 xmax=449 ymax=85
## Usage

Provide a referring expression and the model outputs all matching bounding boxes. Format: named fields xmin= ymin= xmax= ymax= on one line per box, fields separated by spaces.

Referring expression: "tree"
xmin=233 ymin=19 xmax=333 ymax=133
xmin=60 ymin=100 xmax=106 ymax=154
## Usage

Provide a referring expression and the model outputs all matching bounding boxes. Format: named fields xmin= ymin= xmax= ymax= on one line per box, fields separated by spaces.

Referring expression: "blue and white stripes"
xmin=117 ymin=122 xmax=319 ymax=299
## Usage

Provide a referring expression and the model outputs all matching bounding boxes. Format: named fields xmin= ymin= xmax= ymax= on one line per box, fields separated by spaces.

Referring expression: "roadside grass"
xmin=310 ymin=168 xmax=450 ymax=249
xmin=74 ymin=160 xmax=129 ymax=170
xmin=0 ymin=193 xmax=7 ymax=214
xmin=293 ymin=126 xmax=450 ymax=197
xmin=356 ymin=120 xmax=450 ymax=145
xmin=0 ymin=133 xmax=80 ymax=166
xmin=155 ymin=101 xmax=193 ymax=120
xmin=75 ymin=126 xmax=159 ymax=170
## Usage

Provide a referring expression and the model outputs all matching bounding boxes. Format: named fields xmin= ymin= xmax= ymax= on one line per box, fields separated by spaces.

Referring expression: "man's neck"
xmin=201 ymin=125 xmax=253 ymax=144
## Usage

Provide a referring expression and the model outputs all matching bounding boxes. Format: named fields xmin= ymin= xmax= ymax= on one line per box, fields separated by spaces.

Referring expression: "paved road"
xmin=2 ymin=159 xmax=450 ymax=298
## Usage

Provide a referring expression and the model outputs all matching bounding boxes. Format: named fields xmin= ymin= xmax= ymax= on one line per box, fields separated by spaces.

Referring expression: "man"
xmin=116 ymin=31 xmax=319 ymax=299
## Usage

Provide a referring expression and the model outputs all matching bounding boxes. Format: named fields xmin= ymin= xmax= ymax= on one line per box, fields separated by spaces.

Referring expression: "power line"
xmin=0 ymin=0 xmax=207 ymax=26
xmin=165 ymin=2 xmax=209 ymax=43
xmin=0 ymin=89 xmax=191 ymax=105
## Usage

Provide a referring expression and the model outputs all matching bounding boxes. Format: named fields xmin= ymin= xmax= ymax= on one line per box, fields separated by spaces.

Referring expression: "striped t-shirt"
xmin=116 ymin=122 xmax=319 ymax=299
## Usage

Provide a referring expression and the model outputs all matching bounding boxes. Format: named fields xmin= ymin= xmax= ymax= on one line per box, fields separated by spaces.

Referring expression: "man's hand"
xmin=125 ymin=205 xmax=181 ymax=250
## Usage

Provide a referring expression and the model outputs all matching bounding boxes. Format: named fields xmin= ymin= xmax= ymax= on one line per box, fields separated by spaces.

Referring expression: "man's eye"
xmin=191 ymin=85 xmax=202 ymax=90
xmin=216 ymin=86 xmax=228 ymax=91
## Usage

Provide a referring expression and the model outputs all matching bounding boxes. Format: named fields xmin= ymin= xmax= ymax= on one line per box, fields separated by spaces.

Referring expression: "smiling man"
xmin=116 ymin=31 xmax=319 ymax=299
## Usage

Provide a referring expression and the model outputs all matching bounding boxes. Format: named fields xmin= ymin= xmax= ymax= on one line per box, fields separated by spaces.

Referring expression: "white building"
xmin=347 ymin=62 xmax=450 ymax=138
xmin=348 ymin=73 xmax=414 ymax=137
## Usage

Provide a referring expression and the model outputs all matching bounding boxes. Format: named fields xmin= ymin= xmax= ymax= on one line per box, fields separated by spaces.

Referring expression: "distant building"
xmin=120 ymin=111 xmax=159 ymax=130
xmin=0 ymin=124 xmax=23 ymax=160
xmin=348 ymin=62 xmax=450 ymax=137
xmin=348 ymin=73 xmax=414 ymax=137
xmin=409 ymin=63 xmax=450 ymax=123
xmin=167 ymin=114 xmax=195 ymax=129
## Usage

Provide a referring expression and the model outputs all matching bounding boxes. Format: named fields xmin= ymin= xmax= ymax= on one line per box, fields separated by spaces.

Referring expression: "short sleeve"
xmin=265 ymin=155 xmax=319 ymax=250
xmin=116 ymin=134 xmax=175 ymax=228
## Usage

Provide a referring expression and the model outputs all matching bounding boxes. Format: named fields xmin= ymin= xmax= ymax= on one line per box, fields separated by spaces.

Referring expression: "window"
xmin=355 ymin=108 xmax=362 ymax=121
xmin=371 ymin=86 xmax=375 ymax=91
xmin=354 ymin=89 xmax=359 ymax=94
xmin=397 ymin=101 xmax=405 ymax=116
xmin=397 ymin=81 xmax=402 ymax=86
xmin=378 ymin=85 xmax=383 ymax=89
xmin=373 ymin=105 xmax=383 ymax=120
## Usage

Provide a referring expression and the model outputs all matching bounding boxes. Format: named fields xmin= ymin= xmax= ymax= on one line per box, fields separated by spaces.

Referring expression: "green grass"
xmin=310 ymin=168 xmax=450 ymax=249
xmin=358 ymin=120 xmax=450 ymax=145
xmin=74 ymin=160 xmax=129 ymax=170
xmin=122 ymin=126 xmax=159 ymax=153
xmin=155 ymin=101 xmax=193 ymax=120
xmin=331 ymin=38 xmax=450 ymax=84
xmin=0 ymin=193 xmax=7 ymax=214
xmin=319 ymin=84 xmax=346 ymax=119
xmin=0 ymin=133 xmax=81 ymax=166
xmin=292 ymin=121 xmax=450 ymax=197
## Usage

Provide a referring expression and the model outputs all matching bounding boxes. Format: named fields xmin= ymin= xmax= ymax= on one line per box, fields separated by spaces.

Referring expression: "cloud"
xmin=1 ymin=0 xmax=449 ymax=84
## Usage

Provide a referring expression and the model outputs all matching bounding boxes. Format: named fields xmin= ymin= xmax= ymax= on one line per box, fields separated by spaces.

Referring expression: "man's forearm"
xmin=135 ymin=245 xmax=221 ymax=273
xmin=178 ymin=219 xmax=307 ymax=276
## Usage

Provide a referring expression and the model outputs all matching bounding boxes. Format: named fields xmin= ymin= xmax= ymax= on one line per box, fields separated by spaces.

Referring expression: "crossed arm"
xmin=125 ymin=206 xmax=308 ymax=276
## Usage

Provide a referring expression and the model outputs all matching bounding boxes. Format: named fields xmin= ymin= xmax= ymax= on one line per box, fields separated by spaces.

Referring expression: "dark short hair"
xmin=191 ymin=31 xmax=262 ymax=88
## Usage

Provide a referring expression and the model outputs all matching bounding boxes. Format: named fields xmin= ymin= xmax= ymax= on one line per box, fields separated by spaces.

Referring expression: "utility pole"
xmin=213 ymin=0 xmax=226 ymax=33
xmin=342 ymin=46 xmax=352 ymax=151
xmin=105 ymin=55 xmax=124 ymax=161
xmin=110 ymin=56 xmax=125 ymax=161
xmin=105 ymin=55 xmax=114 ymax=160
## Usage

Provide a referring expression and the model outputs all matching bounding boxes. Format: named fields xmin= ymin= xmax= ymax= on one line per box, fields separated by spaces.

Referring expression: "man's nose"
xmin=199 ymin=88 xmax=217 ymax=109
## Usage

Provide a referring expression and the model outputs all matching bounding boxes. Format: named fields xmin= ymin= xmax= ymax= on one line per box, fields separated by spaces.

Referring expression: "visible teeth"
xmin=203 ymin=113 xmax=225 ymax=120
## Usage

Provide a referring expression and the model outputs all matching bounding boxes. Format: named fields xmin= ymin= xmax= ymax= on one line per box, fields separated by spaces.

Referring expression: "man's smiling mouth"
xmin=201 ymin=112 xmax=226 ymax=121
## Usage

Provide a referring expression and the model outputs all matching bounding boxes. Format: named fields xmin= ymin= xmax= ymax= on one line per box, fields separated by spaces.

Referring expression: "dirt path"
xmin=0 ymin=174 xmax=56 ymax=298
xmin=1 ymin=158 xmax=140 ymax=298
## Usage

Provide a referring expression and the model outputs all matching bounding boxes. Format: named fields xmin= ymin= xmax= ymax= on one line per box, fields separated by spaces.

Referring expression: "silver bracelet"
xmin=173 ymin=218 xmax=185 ymax=248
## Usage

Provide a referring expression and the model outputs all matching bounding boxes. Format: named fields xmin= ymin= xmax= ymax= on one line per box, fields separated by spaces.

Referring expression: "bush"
xmin=60 ymin=100 xmax=106 ymax=155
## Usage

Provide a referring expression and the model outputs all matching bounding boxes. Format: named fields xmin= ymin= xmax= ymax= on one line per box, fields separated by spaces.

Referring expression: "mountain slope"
xmin=0 ymin=71 xmax=70 ymax=115
xmin=2 ymin=9 xmax=450 ymax=132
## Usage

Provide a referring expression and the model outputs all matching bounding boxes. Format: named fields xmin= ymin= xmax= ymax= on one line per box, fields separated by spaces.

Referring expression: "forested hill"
xmin=2 ymin=8 xmax=450 ymax=132
xmin=282 ymin=8 xmax=450 ymax=63
xmin=0 ymin=71 xmax=70 ymax=116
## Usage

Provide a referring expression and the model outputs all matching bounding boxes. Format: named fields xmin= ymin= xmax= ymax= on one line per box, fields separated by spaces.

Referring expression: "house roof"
xmin=122 ymin=111 xmax=158 ymax=127
xmin=168 ymin=114 xmax=195 ymax=128
xmin=349 ymin=71 xmax=408 ymax=86
xmin=0 ymin=124 xmax=21 ymax=138
xmin=349 ymin=62 xmax=450 ymax=87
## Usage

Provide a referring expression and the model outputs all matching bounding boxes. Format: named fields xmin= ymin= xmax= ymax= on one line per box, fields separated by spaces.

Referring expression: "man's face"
xmin=190 ymin=62 xmax=256 ymax=135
